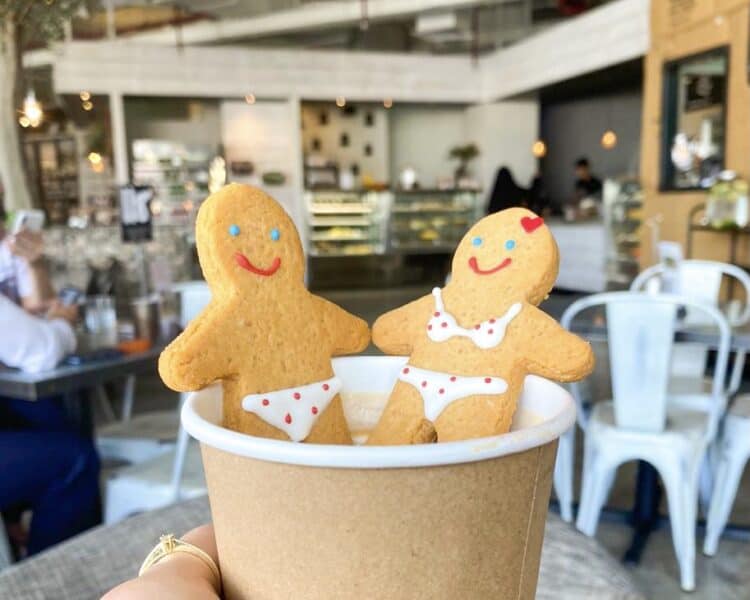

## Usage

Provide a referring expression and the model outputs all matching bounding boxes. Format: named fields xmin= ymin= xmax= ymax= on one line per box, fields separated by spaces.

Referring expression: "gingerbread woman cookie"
xmin=159 ymin=184 xmax=369 ymax=444
xmin=367 ymin=207 xmax=594 ymax=445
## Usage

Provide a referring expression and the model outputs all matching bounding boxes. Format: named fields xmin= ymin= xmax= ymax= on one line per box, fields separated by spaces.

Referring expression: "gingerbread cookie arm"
xmin=520 ymin=307 xmax=595 ymax=382
xmin=311 ymin=296 xmax=370 ymax=356
xmin=372 ymin=294 xmax=432 ymax=356
xmin=159 ymin=308 xmax=236 ymax=392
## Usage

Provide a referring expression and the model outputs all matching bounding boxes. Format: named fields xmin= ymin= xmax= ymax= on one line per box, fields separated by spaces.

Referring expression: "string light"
xmin=22 ymin=90 xmax=42 ymax=127
xmin=87 ymin=152 xmax=102 ymax=165
xmin=244 ymin=93 xmax=256 ymax=105
xmin=601 ymin=130 xmax=617 ymax=150
xmin=79 ymin=90 xmax=91 ymax=101
xmin=532 ymin=140 xmax=547 ymax=158
xmin=18 ymin=115 xmax=31 ymax=128
xmin=335 ymin=96 xmax=346 ymax=108
xmin=82 ymin=100 xmax=93 ymax=111
xmin=383 ymin=98 xmax=393 ymax=109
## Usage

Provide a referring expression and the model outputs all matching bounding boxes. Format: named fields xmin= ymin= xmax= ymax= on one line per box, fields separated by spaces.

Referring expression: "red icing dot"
xmin=403 ymin=367 xmax=410 ymax=374
xmin=488 ymin=329 xmax=494 ymax=335
xmin=311 ymin=406 xmax=319 ymax=415
xmin=421 ymin=381 xmax=428 ymax=388
xmin=450 ymin=376 xmax=457 ymax=382
xmin=428 ymin=324 xmax=433 ymax=330
xmin=484 ymin=377 xmax=492 ymax=384
xmin=262 ymin=398 xmax=269 ymax=406
xmin=322 ymin=383 xmax=330 ymax=391
xmin=474 ymin=324 xmax=481 ymax=330
xmin=441 ymin=322 xmax=448 ymax=328
xmin=285 ymin=413 xmax=292 ymax=424
xmin=434 ymin=312 xmax=441 ymax=317
xmin=293 ymin=392 xmax=301 ymax=400
xmin=439 ymin=388 xmax=445 ymax=394
xmin=490 ymin=318 xmax=496 ymax=324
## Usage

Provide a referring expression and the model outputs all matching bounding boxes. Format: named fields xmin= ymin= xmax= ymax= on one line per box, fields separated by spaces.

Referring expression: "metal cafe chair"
xmin=560 ymin=292 xmax=730 ymax=592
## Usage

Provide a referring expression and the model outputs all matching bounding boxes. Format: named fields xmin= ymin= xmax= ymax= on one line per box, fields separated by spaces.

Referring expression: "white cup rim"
xmin=181 ymin=356 xmax=576 ymax=469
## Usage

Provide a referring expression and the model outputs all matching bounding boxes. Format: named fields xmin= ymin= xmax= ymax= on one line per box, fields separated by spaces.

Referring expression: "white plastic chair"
xmin=566 ymin=292 xmax=730 ymax=592
xmin=103 ymin=281 xmax=211 ymax=523
xmin=703 ymin=395 xmax=750 ymax=556
xmin=631 ymin=259 xmax=750 ymax=510
xmin=0 ymin=519 xmax=12 ymax=571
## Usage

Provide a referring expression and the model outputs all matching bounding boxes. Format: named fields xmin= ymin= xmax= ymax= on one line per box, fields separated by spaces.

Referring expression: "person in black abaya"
xmin=487 ymin=166 xmax=527 ymax=214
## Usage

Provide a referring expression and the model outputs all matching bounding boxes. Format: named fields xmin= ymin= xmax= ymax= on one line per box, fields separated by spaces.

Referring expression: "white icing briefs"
xmin=398 ymin=365 xmax=508 ymax=422
xmin=427 ymin=287 xmax=522 ymax=350
xmin=241 ymin=376 xmax=341 ymax=442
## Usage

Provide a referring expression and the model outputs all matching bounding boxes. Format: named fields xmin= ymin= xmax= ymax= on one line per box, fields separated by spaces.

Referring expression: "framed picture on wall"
xmin=660 ymin=46 xmax=729 ymax=191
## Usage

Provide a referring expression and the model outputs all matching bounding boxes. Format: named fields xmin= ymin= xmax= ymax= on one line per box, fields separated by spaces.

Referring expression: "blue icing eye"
xmin=472 ymin=236 xmax=483 ymax=247
xmin=228 ymin=224 xmax=240 ymax=237
xmin=270 ymin=228 xmax=281 ymax=241
xmin=505 ymin=239 xmax=516 ymax=250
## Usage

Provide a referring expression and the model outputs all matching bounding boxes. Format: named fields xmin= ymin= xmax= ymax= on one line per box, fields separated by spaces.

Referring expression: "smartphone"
xmin=12 ymin=209 xmax=45 ymax=234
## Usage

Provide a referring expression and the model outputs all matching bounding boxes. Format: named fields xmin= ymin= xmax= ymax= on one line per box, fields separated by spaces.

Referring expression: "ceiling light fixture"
xmin=22 ymin=90 xmax=42 ymax=127
xmin=82 ymin=100 xmax=93 ymax=111
xmin=601 ymin=130 xmax=617 ymax=150
xmin=531 ymin=140 xmax=546 ymax=158
xmin=383 ymin=98 xmax=393 ymax=109
xmin=336 ymin=96 xmax=346 ymax=108
xmin=80 ymin=90 xmax=91 ymax=101
xmin=245 ymin=94 xmax=256 ymax=105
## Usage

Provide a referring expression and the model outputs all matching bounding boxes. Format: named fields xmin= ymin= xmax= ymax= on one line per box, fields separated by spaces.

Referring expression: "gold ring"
xmin=139 ymin=534 xmax=220 ymax=583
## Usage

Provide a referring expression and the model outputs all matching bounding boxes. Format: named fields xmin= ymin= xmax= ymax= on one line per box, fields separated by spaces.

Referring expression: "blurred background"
xmin=1 ymin=1 xmax=750 ymax=599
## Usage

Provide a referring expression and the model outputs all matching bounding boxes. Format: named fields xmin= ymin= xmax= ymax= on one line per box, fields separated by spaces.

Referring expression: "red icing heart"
xmin=521 ymin=216 xmax=544 ymax=233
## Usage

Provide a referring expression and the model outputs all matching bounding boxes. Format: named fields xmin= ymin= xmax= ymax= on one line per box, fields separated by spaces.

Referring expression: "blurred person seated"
xmin=487 ymin=166 xmax=528 ymax=214
xmin=0 ymin=226 xmax=101 ymax=557
xmin=0 ymin=205 xmax=55 ymax=313
xmin=487 ymin=166 xmax=549 ymax=216
xmin=573 ymin=157 xmax=602 ymax=200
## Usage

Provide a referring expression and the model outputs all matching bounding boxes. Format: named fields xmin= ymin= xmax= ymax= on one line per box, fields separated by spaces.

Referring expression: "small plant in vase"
xmin=449 ymin=143 xmax=480 ymax=184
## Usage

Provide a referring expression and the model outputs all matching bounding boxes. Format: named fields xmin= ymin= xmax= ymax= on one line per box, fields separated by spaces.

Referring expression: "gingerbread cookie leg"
xmin=366 ymin=381 xmax=436 ymax=446
xmin=305 ymin=394 xmax=352 ymax=445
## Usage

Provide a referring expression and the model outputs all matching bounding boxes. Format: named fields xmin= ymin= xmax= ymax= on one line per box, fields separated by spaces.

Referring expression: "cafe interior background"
xmin=2 ymin=0 xmax=750 ymax=598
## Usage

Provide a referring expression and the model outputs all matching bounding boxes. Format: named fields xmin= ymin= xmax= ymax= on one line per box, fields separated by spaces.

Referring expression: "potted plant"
xmin=449 ymin=143 xmax=479 ymax=181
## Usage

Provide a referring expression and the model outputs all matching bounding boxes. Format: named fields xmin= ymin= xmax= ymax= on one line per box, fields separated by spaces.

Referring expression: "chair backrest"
xmin=172 ymin=281 xmax=211 ymax=328
xmin=631 ymin=259 xmax=750 ymax=326
xmin=561 ymin=292 xmax=731 ymax=433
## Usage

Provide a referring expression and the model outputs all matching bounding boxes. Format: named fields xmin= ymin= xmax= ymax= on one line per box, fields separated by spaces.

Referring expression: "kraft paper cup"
xmin=182 ymin=356 xmax=575 ymax=600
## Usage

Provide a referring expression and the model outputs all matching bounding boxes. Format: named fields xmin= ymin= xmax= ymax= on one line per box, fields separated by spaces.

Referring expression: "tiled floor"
xmin=117 ymin=287 xmax=750 ymax=599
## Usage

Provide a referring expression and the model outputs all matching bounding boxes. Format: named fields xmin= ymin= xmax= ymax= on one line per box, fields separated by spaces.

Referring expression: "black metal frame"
xmin=660 ymin=46 xmax=730 ymax=192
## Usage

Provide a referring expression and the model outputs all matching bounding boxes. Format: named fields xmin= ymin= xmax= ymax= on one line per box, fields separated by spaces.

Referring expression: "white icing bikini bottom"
xmin=397 ymin=365 xmax=508 ymax=422
xmin=241 ymin=376 xmax=341 ymax=442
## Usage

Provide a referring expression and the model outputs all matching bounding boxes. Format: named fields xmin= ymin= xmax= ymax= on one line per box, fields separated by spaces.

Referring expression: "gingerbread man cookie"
xmin=367 ymin=207 xmax=594 ymax=445
xmin=159 ymin=184 xmax=370 ymax=444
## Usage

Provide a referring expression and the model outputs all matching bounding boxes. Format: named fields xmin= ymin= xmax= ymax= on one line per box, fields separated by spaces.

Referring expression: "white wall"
xmin=389 ymin=105 xmax=468 ymax=188
xmin=301 ymin=102 xmax=390 ymax=183
xmin=465 ymin=98 xmax=540 ymax=199
xmin=220 ymin=99 xmax=303 ymax=235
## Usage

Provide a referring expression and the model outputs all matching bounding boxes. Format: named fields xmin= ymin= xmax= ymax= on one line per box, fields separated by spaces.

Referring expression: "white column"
xmin=109 ymin=91 xmax=128 ymax=185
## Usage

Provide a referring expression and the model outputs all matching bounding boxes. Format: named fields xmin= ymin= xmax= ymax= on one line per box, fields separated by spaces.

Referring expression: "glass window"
xmin=662 ymin=47 xmax=728 ymax=190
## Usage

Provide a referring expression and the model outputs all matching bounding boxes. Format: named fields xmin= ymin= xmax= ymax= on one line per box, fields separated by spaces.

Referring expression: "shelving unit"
xmin=603 ymin=178 xmax=643 ymax=287
xmin=389 ymin=189 xmax=482 ymax=253
xmin=304 ymin=189 xmax=389 ymax=257
xmin=131 ymin=140 xmax=212 ymax=222
xmin=23 ymin=135 xmax=80 ymax=224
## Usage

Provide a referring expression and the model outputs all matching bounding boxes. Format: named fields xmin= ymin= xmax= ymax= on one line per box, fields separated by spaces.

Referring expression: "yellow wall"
xmin=640 ymin=0 xmax=750 ymax=265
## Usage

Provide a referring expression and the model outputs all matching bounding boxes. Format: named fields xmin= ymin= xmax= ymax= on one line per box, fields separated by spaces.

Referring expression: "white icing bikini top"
xmin=427 ymin=287 xmax=522 ymax=350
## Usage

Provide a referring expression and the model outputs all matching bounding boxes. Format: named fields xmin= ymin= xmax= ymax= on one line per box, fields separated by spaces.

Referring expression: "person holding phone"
xmin=0 ymin=206 xmax=100 ymax=557
xmin=0 ymin=206 xmax=55 ymax=312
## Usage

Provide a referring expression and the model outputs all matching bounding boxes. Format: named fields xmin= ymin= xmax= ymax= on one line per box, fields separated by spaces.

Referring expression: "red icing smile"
xmin=234 ymin=252 xmax=281 ymax=277
xmin=468 ymin=256 xmax=512 ymax=275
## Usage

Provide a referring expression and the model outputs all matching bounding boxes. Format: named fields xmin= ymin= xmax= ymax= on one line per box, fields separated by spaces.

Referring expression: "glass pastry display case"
xmin=305 ymin=190 xmax=389 ymax=257
xmin=388 ymin=189 xmax=482 ymax=253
